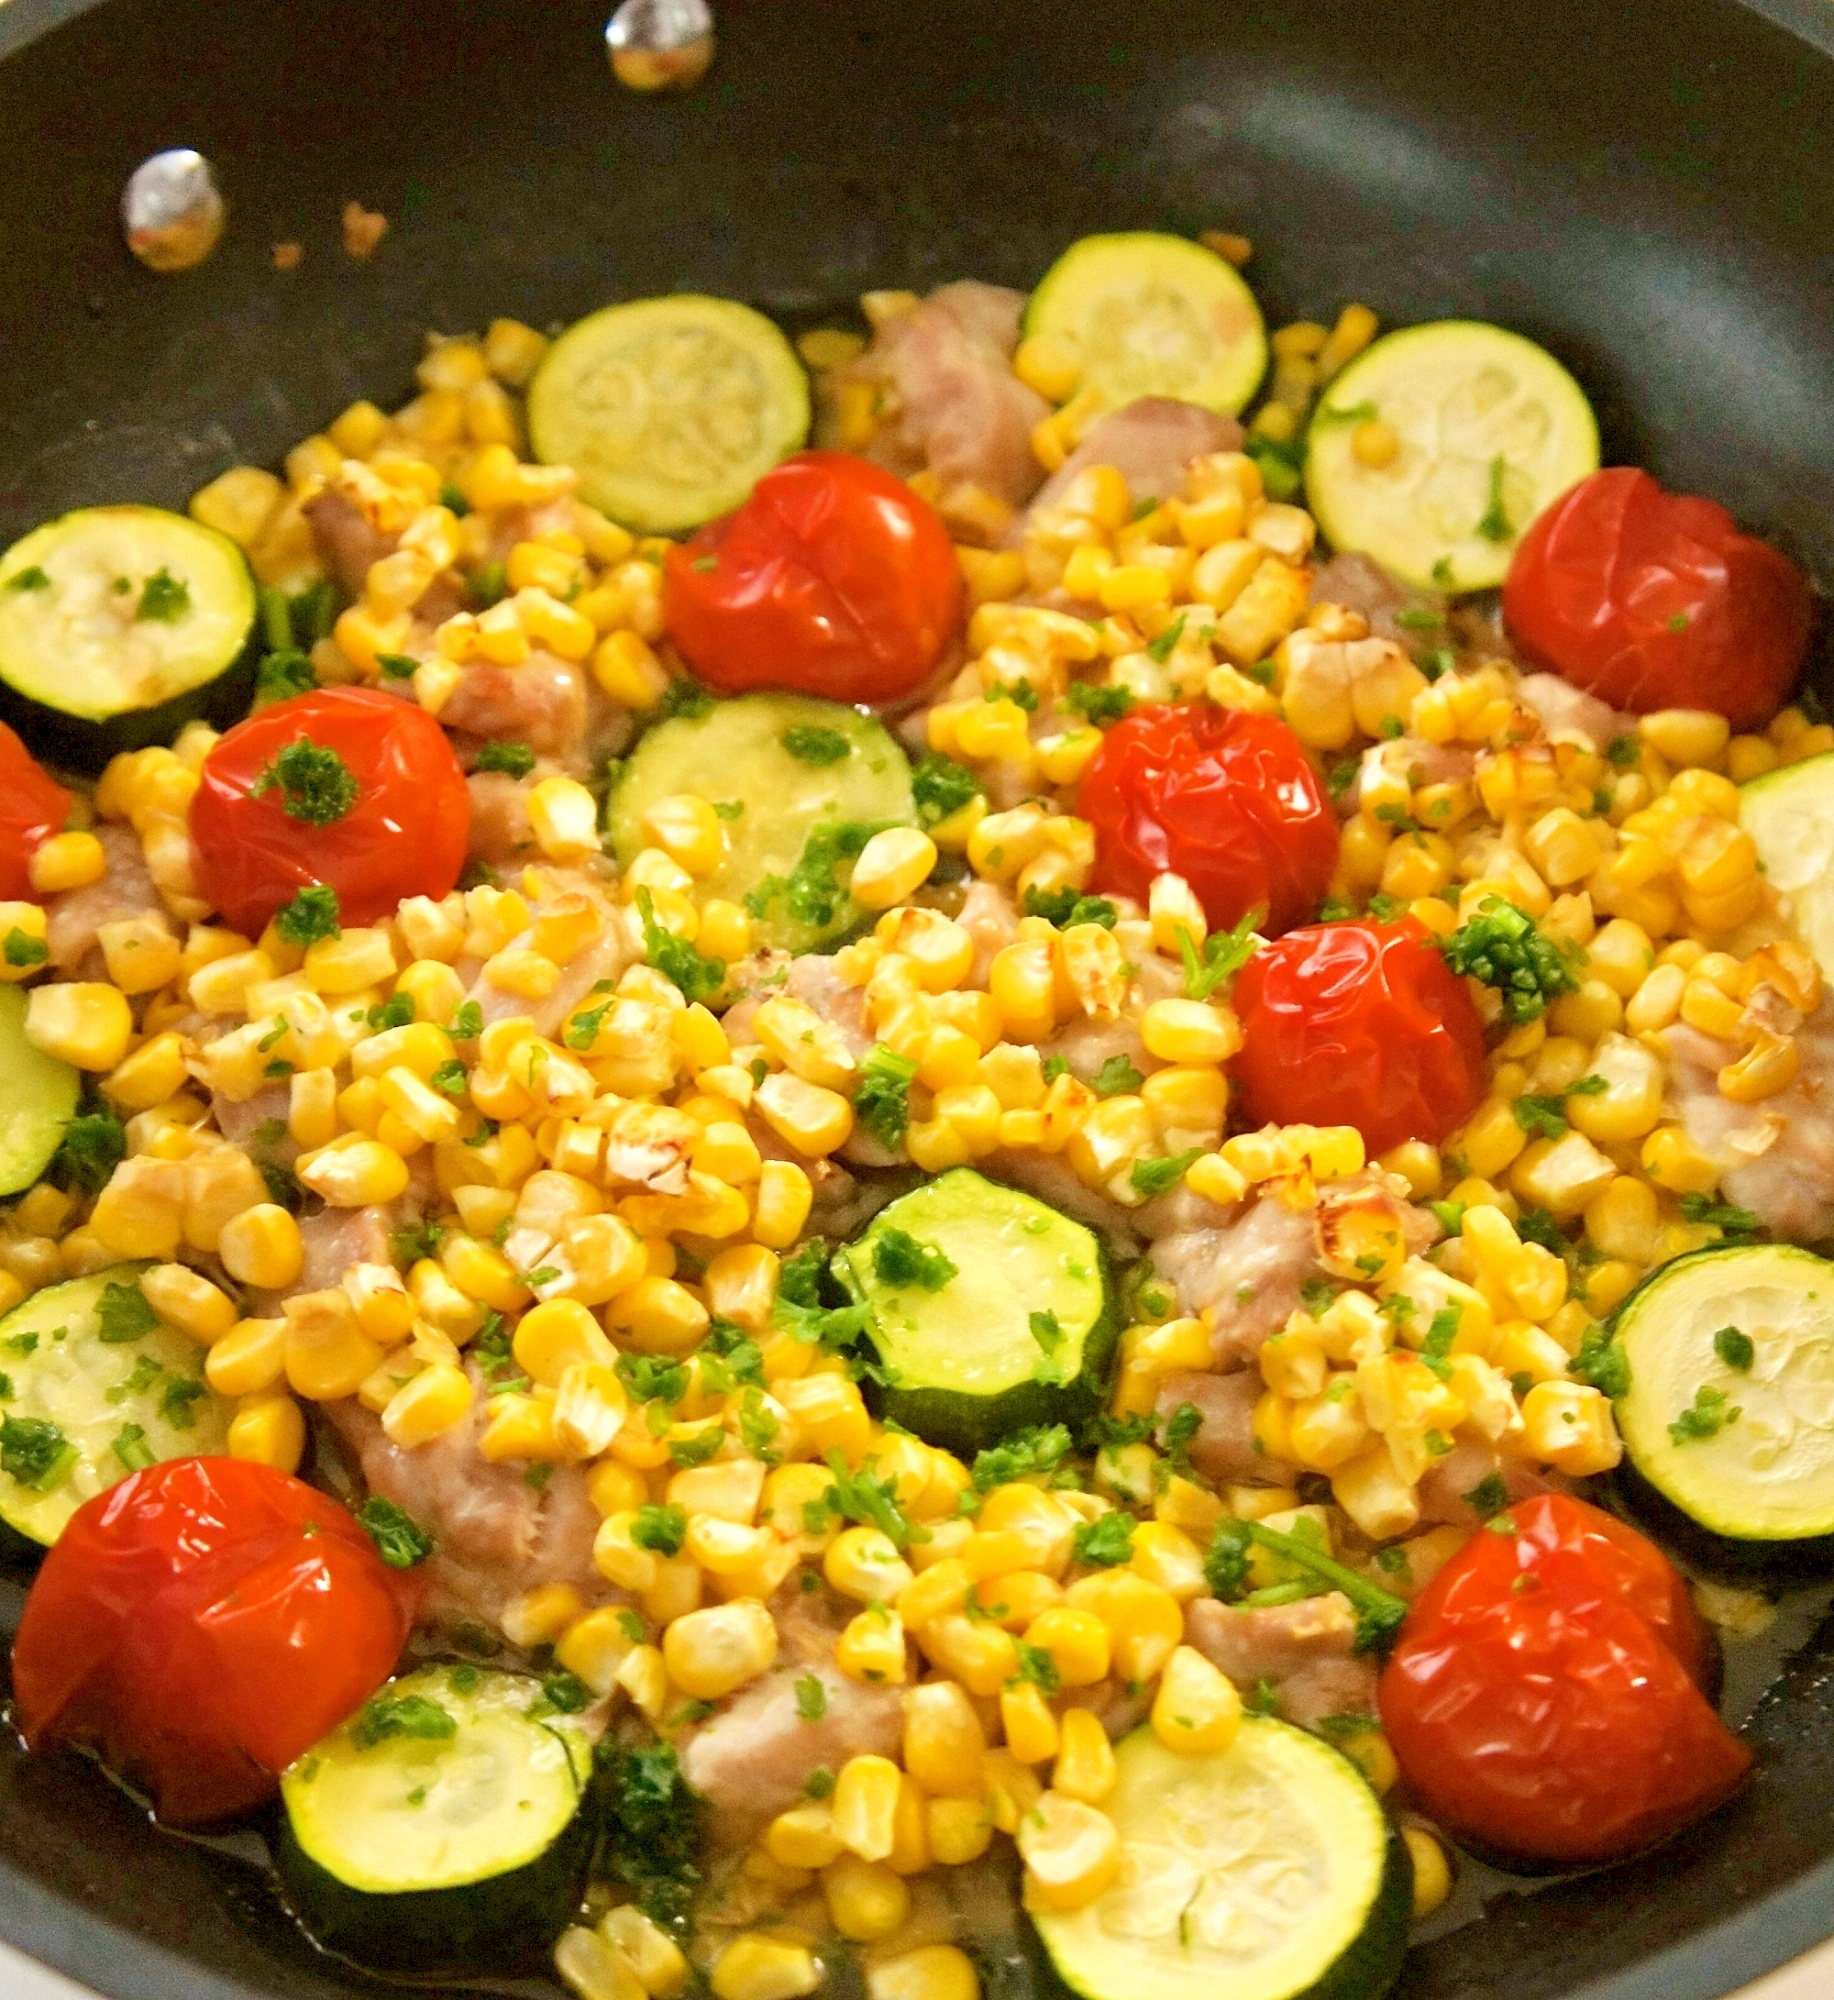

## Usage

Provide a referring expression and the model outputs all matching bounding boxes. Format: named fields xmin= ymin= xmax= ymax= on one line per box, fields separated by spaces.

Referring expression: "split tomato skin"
xmin=1078 ymin=703 xmax=1339 ymax=936
xmin=190 ymin=687 xmax=470 ymax=937
xmin=664 ymin=451 xmax=964 ymax=705
xmin=12 ymin=1456 xmax=416 ymax=1827
xmin=1379 ymin=1494 xmax=1750 ymax=1868
xmin=1231 ymin=917 xmax=1489 ymax=1156
xmin=0 ymin=720 xmax=71 ymax=901
xmin=1502 ymin=467 xmax=1812 ymax=733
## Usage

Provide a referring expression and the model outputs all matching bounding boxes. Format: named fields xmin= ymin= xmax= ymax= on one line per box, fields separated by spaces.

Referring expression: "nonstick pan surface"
xmin=1 ymin=2 xmax=1833 ymax=1997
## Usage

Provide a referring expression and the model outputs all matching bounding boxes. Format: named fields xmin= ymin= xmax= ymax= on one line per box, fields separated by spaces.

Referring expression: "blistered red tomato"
xmin=0 ymin=720 xmax=70 ymax=901
xmin=190 ymin=688 xmax=470 ymax=936
xmin=13 ymin=1457 xmax=415 ymax=1826
xmin=1379 ymin=1494 xmax=1750 ymax=1867
xmin=1078 ymin=704 xmax=1338 ymax=936
xmin=1503 ymin=467 xmax=1812 ymax=733
xmin=1232 ymin=917 xmax=1487 ymax=1155
xmin=664 ymin=451 xmax=963 ymax=704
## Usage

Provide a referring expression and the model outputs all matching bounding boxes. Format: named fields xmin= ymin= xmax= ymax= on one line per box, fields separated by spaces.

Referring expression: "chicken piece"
xmin=1153 ymin=1369 xmax=1265 ymax=1485
xmin=958 ymin=878 xmax=1018 ymax=988
xmin=45 ymin=823 xmax=162 ymax=976
xmin=1516 ymin=672 xmax=1636 ymax=757
xmin=454 ymin=879 xmax=629 ymax=1039
xmin=1022 ymin=398 xmax=1243 ymax=526
xmin=441 ymin=652 xmax=589 ymax=763
xmin=1659 ymin=993 xmax=1834 ymax=1243
xmin=843 ymin=283 xmax=1050 ymax=513
xmin=209 ymin=1082 xmax=294 ymax=1156
xmin=1308 ymin=550 xmax=1446 ymax=652
xmin=303 ymin=487 xmax=396 ymax=598
xmin=1338 ymin=735 xmax=1475 ymax=820
xmin=977 ymin=1147 xmax=1142 ymax=1255
xmin=1415 ymin=1436 xmax=1574 ymax=1529
xmin=466 ymin=769 xmax=537 ymax=869
xmin=1184 ymin=1593 xmax=1379 ymax=1730
xmin=1141 ymin=1192 xmax=1319 ymax=1367
xmin=321 ymin=1382 xmax=610 ymax=1635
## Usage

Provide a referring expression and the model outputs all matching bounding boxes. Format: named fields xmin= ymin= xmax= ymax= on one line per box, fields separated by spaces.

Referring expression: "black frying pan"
xmin=2 ymin=1 xmax=1834 ymax=1996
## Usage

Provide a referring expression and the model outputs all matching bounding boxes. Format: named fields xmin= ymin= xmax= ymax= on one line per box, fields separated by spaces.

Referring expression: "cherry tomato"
xmin=1232 ymin=917 xmax=1488 ymax=1155
xmin=0 ymin=720 xmax=70 ymax=901
xmin=1502 ymin=467 xmax=1812 ymax=732
xmin=1078 ymin=704 xmax=1338 ymax=936
xmin=13 ymin=1457 xmax=415 ymax=1826
xmin=190 ymin=688 xmax=470 ymax=936
xmin=1379 ymin=1494 xmax=1750 ymax=1867
xmin=664 ymin=451 xmax=964 ymax=704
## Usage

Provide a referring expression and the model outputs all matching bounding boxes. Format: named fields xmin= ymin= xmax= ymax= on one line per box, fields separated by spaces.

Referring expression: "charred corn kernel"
xmin=825 ymin=1525 xmax=914 ymax=1604
xmin=205 ymin=1316 xmax=286 ymax=1399
xmin=227 ymin=1392 xmax=305 ymax=1473
xmin=284 ymin=1289 xmax=385 ymax=1402
xmin=826 ymin=1752 xmax=903 ymax=1864
xmin=25 ymin=982 xmax=133 ymax=1070
xmin=1678 ymin=975 xmax=1746 ymax=1040
xmin=754 ymin=999 xmax=858 ymax=1092
xmin=1522 ymin=1380 xmax=1622 ymax=1475
xmin=1330 ymin=1440 xmax=1421 ymax=1542
xmin=140 ymin=1262 xmax=237 ymax=1343
xmin=711 ymin=1938 xmax=821 ymax=2000
xmin=1021 ymin=1606 xmax=1111 ymax=1687
xmin=902 ymin=1680 xmax=987 ymax=1795
xmin=1017 ymin=1792 xmax=1121 ymax=1912
xmin=1152 ymin=1644 xmax=1242 ymax=1756
xmin=754 ymin=1072 xmax=854 ymax=1157
xmin=1720 ymin=1031 xmax=1799 ymax=1103
xmin=663 ymin=1599 xmax=779 ymax=1701
xmin=1640 ymin=1124 xmax=1719 ymax=1195
xmin=89 ymin=1155 xmax=187 ymax=1257
xmin=296 ymin=1136 xmax=411 ymax=1208
xmin=849 ymin=828 xmax=939 ymax=911
xmin=769 ymin=1804 xmax=846 ymax=1871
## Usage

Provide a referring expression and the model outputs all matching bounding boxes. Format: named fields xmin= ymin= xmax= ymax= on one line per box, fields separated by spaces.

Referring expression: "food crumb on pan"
xmin=1201 ymin=228 xmax=1254 ymax=265
xmin=271 ymin=241 xmax=303 ymax=272
xmin=340 ymin=202 xmax=388 ymax=261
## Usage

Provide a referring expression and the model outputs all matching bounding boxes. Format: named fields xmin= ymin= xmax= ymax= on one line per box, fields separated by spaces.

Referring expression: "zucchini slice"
xmin=0 ymin=983 xmax=80 ymax=1197
xmin=1025 ymin=233 xmax=1268 ymax=418
xmin=608 ymin=691 xmax=917 ymax=954
xmin=1303 ymin=321 xmax=1599 ymax=592
xmin=1034 ymin=1721 xmax=1410 ymax=2000
xmin=834 ymin=1168 xmax=1121 ymax=1456
xmin=1740 ymin=751 xmax=1834 ymax=984
xmin=277 ymin=1664 xmax=595 ymax=1976
xmin=528 ymin=295 xmax=810 ymax=532
xmin=0 ymin=1265 xmax=231 ymax=1545
xmin=0 ymin=505 xmax=258 ymax=768
xmin=1614 ymin=1243 xmax=1834 ymax=1541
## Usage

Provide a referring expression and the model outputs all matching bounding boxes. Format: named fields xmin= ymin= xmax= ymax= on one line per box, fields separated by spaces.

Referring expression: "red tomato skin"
xmin=13 ymin=1457 xmax=415 ymax=1826
xmin=190 ymin=688 xmax=470 ymax=936
xmin=1379 ymin=1495 xmax=1750 ymax=1867
xmin=1078 ymin=704 xmax=1339 ymax=936
xmin=0 ymin=721 xmax=71 ymax=901
xmin=1232 ymin=918 xmax=1488 ymax=1155
xmin=1503 ymin=468 xmax=1812 ymax=733
xmin=664 ymin=451 xmax=964 ymax=704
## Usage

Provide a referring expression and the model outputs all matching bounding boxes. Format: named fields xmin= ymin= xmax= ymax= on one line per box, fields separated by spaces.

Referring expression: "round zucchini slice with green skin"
xmin=0 ymin=983 xmax=80 ymax=1197
xmin=0 ymin=1265 xmax=231 ymax=1545
xmin=608 ymin=691 xmax=917 ymax=954
xmin=277 ymin=1664 xmax=595 ymax=1977
xmin=528 ymin=294 xmax=810 ymax=533
xmin=1614 ymin=1243 xmax=1834 ymax=1541
xmin=0 ymin=505 xmax=258 ymax=768
xmin=1025 ymin=232 xmax=1268 ymax=417
xmin=1034 ymin=1721 xmax=1410 ymax=2000
xmin=1740 ymin=751 xmax=1834 ymax=984
xmin=834 ymin=1168 xmax=1121 ymax=1457
xmin=1304 ymin=321 xmax=1599 ymax=592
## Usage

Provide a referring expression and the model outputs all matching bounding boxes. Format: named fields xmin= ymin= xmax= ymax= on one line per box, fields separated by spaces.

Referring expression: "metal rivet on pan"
xmin=121 ymin=149 xmax=226 ymax=272
xmin=606 ymin=0 xmax=715 ymax=93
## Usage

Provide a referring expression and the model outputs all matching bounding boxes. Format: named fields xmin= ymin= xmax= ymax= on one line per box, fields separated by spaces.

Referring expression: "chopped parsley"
xmin=1205 ymin=1518 xmax=1407 ymax=1653
xmin=135 ymin=568 xmax=191 ymax=622
xmin=1091 ymin=1053 xmax=1144 ymax=1098
xmin=1679 ymin=1193 xmax=1762 ymax=1239
xmin=357 ymin=1497 xmax=435 ymax=1568
xmin=254 ymin=736 xmax=360 ymax=825
xmin=1512 ymin=1094 xmax=1571 ymax=1142
xmin=352 ymin=1692 xmax=457 ymax=1750
xmin=1570 ymin=1323 xmax=1631 ymax=1399
xmin=53 ymin=1109 xmax=126 ymax=1196
xmin=987 ymin=678 xmax=1039 ymax=711
xmin=1064 ymin=681 xmax=1135 ymax=727
xmin=1475 ymin=455 xmax=1511 ymax=542
xmin=1462 ymin=1472 xmax=1510 ymax=1517
xmin=794 ymin=1673 xmax=827 ymax=1721
xmin=1029 ymin=1309 xmax=1072 ymax=1386
xmin=1020 ymin=886 xmax=1119 ymax=930
xmin=1440 ymin=895 xmax=1580 ymax=1023
xmin=3 ymin=928 xmax=47 ymax=968
xmin=1176 ymin=905 xmax=1264 ymax=1000
xmin=971 ymin=1423 xmax=1072 ymax=1492
xmin=1072 ymin=1511 xmax=1136 ymax=1568
xmin=428 ymin=1058 xmax=468 ymax=1097
xmin=658 ymin=676 xmax=715 ymax=720
xmin=1606 ymin=733 xmax=1641 ymax=769
xmin=159 ymin=1377 xmax=207 ymax=1429
xmin=854 ymin=1043 xmax=917 ymax=1152
xmin=96 ymin=1282 xmax=158 ymax=1345
xmin=0 ymin=1415 xmax=77 ymax=1491
xmin=1420 ymin=1304 xmax=1463 ymax=1381
xmin=1713 ymin=1325 xmax=1755 ymax=1372
xmin=780 ymin=725 xmax=853 ymax=766
xmin=537 ymin=1669 xmax=592 ymax=1715
xmin=110 ymin=1422 xmax=155 ymax=1473
xmin=668 ymin=1426 xmax=725 ymax=1468
xmin=872 ymin=1228 xmax=957 ymax=1292
xmin=106 ymin=1354 xmax=163 ymax=1405
xmin=274 ymin=883 xmax=341 ymax=948
xmin=805 ymin=1766 xmax=836 ymax=1799
xmin=820 ymin=1449 xmax=929 ymax=1551
xmin=1131 ymin=1147 xmax=1202 ymax=1199
xmin=475 ymin=739 xmax=536 ymax=778
xmin=635 ymin=886 xmax=725 ymax=1005
xmin=1010 ymin=1640 xmax=1060 ymax=1696
xmin=745 ymin=820 xmax=882 ymax=932
xmin=1146 ymin=614 xmax=1188 ymax=664
xmin=5 ymin=566 xmax=50 ymax=592
xmin=598 ymin=1740 xmax=704 ymax=1933
xmin=632 ymin=1503 xmax=687 ymax=1555
xmin=450 ymin=1001 xmax=484 ymax=1040
xmin=1160 ymin=1401 xmax=1203 ymax=1475
xmin=911 ymin=753 xmax=984 ymax=827
xmin=1669 ymin=1383 xmax=1741 ymax=1446
xmin=375 ymin=652 xmax=419 ymax=681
